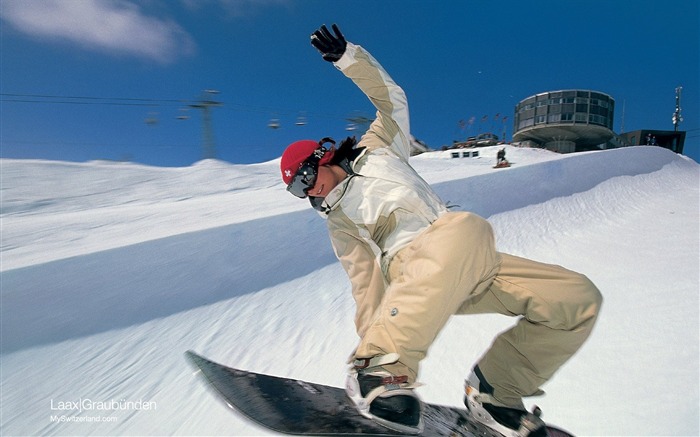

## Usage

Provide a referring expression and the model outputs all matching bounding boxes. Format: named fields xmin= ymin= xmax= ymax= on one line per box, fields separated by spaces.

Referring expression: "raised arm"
xmin=311 ymin=24 xmax=412 ymax=162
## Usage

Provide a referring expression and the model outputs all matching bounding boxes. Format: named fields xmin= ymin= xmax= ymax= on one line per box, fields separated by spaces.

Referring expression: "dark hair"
xmin=330 ymin=136 xmax=365 ymax=166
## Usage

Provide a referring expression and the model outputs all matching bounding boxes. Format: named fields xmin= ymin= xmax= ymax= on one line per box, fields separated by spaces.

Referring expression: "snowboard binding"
xmin=464 ymin=377 xmax=547 ymax=437
xmin=345 ymin=353 xmax=424 ymax=435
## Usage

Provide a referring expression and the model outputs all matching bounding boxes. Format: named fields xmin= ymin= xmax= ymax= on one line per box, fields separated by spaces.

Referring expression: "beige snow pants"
xmin=355 ymin=211 xmax=602 ymax=408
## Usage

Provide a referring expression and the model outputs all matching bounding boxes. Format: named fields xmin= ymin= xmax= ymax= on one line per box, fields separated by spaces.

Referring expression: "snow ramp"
xmin=1 ymin=146 xmax=695 ymax=354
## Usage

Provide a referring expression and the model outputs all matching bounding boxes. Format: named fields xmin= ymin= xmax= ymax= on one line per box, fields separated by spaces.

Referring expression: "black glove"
xmin=311 ymin=24 xmax=347 ymax=62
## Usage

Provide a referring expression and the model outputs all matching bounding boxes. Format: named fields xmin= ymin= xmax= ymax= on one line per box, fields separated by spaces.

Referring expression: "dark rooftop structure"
xmin=616 ymin=129 xmax=685 ymax=154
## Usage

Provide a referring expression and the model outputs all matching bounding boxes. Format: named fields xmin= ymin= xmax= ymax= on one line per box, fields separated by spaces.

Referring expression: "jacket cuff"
xmin=334 ymin=42 xmax=358 ymax=71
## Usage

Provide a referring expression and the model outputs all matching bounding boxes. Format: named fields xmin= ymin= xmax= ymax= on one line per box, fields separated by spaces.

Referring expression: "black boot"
xmin=345 ymin=353 xmax=423 ymax=434
xmin=464 ymin=366 xmax=548 ymax=437
xmin=357 ymin=373 xmax=422 ymax=428
xmin=481 ymin=403 xmax=548 ymax=437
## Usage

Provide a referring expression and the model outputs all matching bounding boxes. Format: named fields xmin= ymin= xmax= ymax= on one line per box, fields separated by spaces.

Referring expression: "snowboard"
xmin=186 ymin=351 xmax=574 ymax=437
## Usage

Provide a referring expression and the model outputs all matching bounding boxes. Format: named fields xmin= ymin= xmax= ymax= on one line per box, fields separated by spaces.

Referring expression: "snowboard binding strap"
xmin=465 ymin=382 xmax=546 ymax=437
xmin=516 ymin=407 xmax=546 ymax=437
xmin=352 ymin=353 xmax=401 ymax=370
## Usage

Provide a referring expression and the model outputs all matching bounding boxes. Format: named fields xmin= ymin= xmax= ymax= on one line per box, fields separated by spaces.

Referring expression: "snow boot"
xmin=464 ymin=367 xmax=547 ymax=437
xmin=345 ymin=353 xmax=423 ymax=434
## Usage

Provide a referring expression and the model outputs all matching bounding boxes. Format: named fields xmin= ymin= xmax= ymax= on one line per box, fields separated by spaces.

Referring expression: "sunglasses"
xmin=286 ymin=138 xmax=335 ymax=199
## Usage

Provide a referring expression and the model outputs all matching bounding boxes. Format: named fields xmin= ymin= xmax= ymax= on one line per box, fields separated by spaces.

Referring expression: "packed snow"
xmin=1 ymin=145 xmax=698 ymax=436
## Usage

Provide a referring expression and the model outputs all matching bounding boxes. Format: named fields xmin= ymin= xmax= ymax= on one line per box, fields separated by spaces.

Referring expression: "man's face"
xmin=307 ymin=165 xmax=337 ymax=198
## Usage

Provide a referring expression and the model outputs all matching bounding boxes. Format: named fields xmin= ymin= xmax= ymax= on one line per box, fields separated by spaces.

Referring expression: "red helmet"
xmin=280 ymin=139 xmax=335 ymax=185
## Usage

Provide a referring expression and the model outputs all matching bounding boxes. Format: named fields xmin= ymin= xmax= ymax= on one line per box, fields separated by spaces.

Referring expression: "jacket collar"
xmin=316 ymin=148 xmax=368 ymax=215
xmin=319 ymin=174 xmax=356 ymax=214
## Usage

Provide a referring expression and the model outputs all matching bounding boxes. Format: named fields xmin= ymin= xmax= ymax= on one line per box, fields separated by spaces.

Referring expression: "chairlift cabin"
xmin=295 ymin=112 xmax=308 ymax=126
xmin=345 ymin=114 xmax=371 ymax=132
xmin=144 ymin=112 xmax=159 ymax=126
xmin=177 ymin=107 xmax=190 ymax=120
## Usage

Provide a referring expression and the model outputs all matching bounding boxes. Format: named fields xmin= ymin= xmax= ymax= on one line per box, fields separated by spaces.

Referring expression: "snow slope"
xmin=1 ymin=145 xmax=698 ymax=436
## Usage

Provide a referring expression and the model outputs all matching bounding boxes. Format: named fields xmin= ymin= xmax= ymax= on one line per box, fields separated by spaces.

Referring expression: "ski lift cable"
xmin=1 ymin=92 xmax=368 ymax=123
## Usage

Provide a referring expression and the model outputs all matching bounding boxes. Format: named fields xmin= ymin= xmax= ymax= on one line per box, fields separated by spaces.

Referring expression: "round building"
xmin=513 ymin=90 xmax=615 ymax=153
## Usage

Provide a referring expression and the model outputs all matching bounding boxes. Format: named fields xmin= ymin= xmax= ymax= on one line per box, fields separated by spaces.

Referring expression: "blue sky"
xmin=1 ymin=0 xmax=698 ymax=166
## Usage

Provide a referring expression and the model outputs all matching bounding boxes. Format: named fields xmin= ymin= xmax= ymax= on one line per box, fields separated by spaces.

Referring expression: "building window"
xmin=535 ymin=115 xmax=546 ymax=124
xmin=519 ymin=118 xmax=535 ymax=129
xmin=548 ymin=114 xmax=561 ymax=123
xmin=589 ymin=114 xmax=606 ymax=125
xmin=561 ymin=113 xmax=574 ymax=121
xmin=575 ymin=113 xmax=588 ymax=122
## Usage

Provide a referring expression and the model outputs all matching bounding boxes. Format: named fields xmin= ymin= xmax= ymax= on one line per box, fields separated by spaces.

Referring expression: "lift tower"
xmin=672 ymin=86 xmax=683 ymax=132
xmin=189 ymin=90 xmax=223 ymax=160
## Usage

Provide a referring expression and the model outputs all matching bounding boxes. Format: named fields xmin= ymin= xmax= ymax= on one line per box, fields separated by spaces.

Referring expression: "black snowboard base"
xmin=186 ymin=351 xmax=573 ymax=436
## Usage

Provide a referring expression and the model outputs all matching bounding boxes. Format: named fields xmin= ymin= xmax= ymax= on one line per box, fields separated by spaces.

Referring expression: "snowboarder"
xmin=494 ymin=148 xmax=510 ymax=168
xmin=497 ymin=148 xmax=506 ymax=165
xmin=280 ymin=24 xmax=602 ymax=436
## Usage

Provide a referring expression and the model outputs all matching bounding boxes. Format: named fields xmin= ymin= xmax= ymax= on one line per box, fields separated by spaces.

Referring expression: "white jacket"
xmin=321 ymin=43 xmax=448 ymax=336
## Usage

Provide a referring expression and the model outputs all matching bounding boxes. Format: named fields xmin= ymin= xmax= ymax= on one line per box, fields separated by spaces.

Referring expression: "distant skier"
xmin=495 ymin=147 xmax=510 ymax=168
xmin=496 ymin=147 xmax=507 ymax=167
xmin=280 ymin=24 xmax=602 ymax=436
